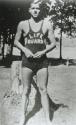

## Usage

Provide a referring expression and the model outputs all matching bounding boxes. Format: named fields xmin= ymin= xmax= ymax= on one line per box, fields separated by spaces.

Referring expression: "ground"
xmin=0 ymin=38 xmax=76 ymax=125
xmin=0 ymin=64 xmax=76 ymax=125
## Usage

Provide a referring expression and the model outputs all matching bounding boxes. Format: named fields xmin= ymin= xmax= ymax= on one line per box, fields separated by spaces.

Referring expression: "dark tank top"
xmin=24 ymin=20 xmax=46 ymax=54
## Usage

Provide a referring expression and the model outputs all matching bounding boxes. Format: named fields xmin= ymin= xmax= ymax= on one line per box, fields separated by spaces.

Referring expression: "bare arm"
xmin=14 ymin=22 xmax=25 ymax=53
xmin=14 ymin=22 xmax=34 ymax=58
xmin=44 ymin=21 xmax=56 ymax=54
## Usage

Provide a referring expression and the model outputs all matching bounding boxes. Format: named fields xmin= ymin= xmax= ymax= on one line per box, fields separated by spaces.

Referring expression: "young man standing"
xmin=14 ymin=0 xmax=56 ymax=124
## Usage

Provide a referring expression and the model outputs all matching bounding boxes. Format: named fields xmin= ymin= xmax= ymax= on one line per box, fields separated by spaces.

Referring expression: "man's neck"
xmin=29 ymin=17 xmax=43 ymax=32
xmin=30 ymin=17 xmax=41 ymax=23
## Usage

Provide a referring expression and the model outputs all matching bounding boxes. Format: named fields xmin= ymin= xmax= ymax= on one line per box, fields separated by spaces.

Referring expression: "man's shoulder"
xmin=18 ymin=20 xmax=29 ymax=29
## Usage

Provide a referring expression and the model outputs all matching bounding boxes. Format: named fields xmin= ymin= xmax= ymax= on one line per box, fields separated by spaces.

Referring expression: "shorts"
xmin=22 ymin=54 xmax=48 ymax=74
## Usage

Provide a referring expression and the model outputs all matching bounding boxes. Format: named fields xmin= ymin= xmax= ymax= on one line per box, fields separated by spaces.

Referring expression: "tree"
xmin=49 ymin=0 xmax=76 ymax=59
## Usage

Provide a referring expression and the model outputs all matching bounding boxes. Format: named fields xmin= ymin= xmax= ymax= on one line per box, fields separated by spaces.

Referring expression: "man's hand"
xmin=23 ymin=48 xmax=34 ymax=58
xmin=34 ymin=50 xmax=46 ymax=58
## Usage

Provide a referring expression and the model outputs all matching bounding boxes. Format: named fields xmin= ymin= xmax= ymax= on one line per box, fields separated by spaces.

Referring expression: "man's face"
xmin=29 ymin=3 xmax=40 ymax=18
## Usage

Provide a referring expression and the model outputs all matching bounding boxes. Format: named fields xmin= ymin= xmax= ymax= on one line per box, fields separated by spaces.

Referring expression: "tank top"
xmin=24 ymin=20 xmax=46 ymax=54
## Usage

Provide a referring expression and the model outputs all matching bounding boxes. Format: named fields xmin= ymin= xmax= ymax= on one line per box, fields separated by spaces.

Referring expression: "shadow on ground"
xmin=25 ymin=79 xmax=68 ymax=124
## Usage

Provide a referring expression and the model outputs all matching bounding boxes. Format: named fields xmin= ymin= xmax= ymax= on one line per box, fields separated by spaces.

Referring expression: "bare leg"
xmin=22 ymin=67 xmax=33 ymax=123
xmin=37 ymin=68 xmax=52 ymax=125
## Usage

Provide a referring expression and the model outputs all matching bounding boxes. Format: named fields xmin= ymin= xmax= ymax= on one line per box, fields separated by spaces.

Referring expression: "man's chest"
xmin=22 ymin=23 xmax=48 ymax=38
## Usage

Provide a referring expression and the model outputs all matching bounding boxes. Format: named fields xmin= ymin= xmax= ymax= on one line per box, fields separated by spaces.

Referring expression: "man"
xmin=14 ymin=0 xmax=56 ymax=124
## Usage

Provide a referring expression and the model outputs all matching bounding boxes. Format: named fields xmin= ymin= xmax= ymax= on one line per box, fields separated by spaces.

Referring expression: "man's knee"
xmin=38 ymin=86 xmax=47 ymax=95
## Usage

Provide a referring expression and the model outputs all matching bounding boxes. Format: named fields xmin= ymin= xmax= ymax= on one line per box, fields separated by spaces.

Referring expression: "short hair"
xmin=27 ymin=0 xmax=51 ymax=18
xmin=29 ymin=0 xmax=42 ymax=8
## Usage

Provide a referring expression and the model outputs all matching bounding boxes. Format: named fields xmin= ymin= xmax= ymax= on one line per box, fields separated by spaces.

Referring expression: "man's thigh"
xmin=36 ymin=68 xmax=48 ymax=89
xmin=22 ymin=67 xmax=33 ymax=87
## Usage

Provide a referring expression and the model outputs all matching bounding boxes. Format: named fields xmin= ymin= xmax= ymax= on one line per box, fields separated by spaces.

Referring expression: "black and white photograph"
xmin=0 ymin=0 xmax=76 ymax=125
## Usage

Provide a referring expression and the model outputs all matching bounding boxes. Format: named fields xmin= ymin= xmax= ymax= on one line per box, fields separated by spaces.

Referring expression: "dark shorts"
xmin=22 ymin=54 xmax=48 ymax=74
